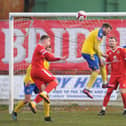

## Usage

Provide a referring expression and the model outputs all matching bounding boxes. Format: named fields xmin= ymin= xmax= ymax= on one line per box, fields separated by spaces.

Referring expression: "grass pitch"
xmin=0 ymin=106 xmax=126 ymax=126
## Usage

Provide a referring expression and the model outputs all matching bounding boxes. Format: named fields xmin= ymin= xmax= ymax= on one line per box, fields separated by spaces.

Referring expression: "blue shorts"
xmin=24 ymin=83 xmax=39 ymax=95
xmin=82 ymin=53 xmax=100 ymax=70
xmin=123 ymin=45 xmax=126 ymax=48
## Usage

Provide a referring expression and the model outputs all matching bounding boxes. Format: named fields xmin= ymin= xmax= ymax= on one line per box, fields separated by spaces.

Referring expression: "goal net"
xmin=1 ymin=12 xmax=126 ymax=113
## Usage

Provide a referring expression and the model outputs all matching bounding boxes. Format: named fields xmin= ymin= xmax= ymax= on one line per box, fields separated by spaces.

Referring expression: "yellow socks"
xmin=86 ymin=71 xmax=99 ymax=89
xmin=100 ymin=65 xmax=107 ymax=84
xmin=86 ymin=65 xmax=107 ymax=89
xmin=14 ymin=101 xmax=26 ymax=113
xmin=43 ymin=101 xmax=50 ymax=117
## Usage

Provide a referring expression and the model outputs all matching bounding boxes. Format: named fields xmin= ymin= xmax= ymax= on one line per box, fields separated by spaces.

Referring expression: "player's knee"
xmin=97 ymin=69 xmax=100 ymax=73
xmin=93 ymin=69 xmax=100 ymax=73
xmin=52 ymin=79 xmax=58 ymax=88
xmin=41 ymin=84 xmax=46 ymax=91
xmin=24 ymin=94 xmax=31 ymax=103
xmin=54 ymin=79 xmax=58 ymax=85
xmin=52 ymin=76 xmax=58 ymax=85
xmin=24 ymin=98 xmax=30 ymax=103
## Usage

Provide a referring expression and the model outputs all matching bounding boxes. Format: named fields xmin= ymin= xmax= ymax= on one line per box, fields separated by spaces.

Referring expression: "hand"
xmin=60 ymin=56 xmax=67 ymax=60
xmin=102 ymin=53 xmax=108 ymax=58
xmin=90 ymin=55 xmax=95 ymax=60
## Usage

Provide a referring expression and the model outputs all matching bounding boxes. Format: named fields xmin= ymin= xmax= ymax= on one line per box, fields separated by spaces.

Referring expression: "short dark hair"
xmin=40 ymin=35 xmax=50 ymax=41
xmin=109 ymin=36 xmax=117 ymax=41
xmin=102 ymin=23 xmax=112 ymax=29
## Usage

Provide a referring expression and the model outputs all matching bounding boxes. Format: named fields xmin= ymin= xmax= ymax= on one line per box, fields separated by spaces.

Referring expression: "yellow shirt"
xmin=24 ymin=60 xmax=50 ymax=85
xmin=81 ymin=28 xmax=103 ymax=57
xmin=43 ymin=60 xmax=50 ymax=70
xmin=24 ymin=64 xmax=34 ymax=84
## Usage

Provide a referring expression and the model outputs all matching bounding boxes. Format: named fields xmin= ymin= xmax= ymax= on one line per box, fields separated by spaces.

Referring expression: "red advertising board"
xmin=0 ymin=19 xmax=126 ymax=72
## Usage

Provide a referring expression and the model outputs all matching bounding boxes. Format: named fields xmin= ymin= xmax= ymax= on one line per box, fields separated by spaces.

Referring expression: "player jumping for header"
xmin=81 ymin=23 xmax=112 ymax=99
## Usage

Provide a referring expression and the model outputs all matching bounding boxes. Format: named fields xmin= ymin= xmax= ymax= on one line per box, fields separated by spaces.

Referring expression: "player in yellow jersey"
xmin=81 ymin=23 xmax=112 ymax=99
xmin=12 ymin=48 xmax=51 ymax=121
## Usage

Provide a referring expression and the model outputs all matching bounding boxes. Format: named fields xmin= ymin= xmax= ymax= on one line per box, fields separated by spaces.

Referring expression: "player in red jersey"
xmin=29 ymin=35 xmax=66 ymax=118
xmin=98 ymin=37 xmax=126 ymax=116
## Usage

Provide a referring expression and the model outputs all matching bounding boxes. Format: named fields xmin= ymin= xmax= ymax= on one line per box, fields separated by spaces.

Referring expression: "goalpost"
xmin=8 ymin=12 xmax=126 ymax=114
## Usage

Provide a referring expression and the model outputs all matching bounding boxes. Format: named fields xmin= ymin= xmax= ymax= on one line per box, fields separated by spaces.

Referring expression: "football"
xmin=76 ymin=10 xmax=87 ymax=21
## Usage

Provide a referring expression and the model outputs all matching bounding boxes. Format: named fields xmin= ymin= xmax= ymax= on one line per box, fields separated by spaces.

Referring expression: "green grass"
xmin=0 ymin=107 xmax=126 ymax=126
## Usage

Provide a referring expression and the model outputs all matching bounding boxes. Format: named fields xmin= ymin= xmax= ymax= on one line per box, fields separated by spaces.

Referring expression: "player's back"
xmin=81 ymin=28 xmax=101 ymax=54
xmin=24 ymin=64 xmax=34 ymax=84
xmin=106 ymin=47 xmax=125 ymax=76
xmin=31 ymin=44 xmax=45 ymax=69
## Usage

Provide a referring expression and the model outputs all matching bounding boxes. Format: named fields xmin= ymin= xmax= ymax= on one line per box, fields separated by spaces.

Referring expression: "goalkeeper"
xmin=81 ymin=23 xmax=112 ymax=99
xmin=12 ymin=48 xmax=51 ymax=121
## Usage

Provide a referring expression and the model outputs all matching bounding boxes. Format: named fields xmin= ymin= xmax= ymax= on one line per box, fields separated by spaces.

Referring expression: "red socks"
xmin=34 ymin=80 xmax=58 ymax=104
xmin=34 ymin=94 xmax=43 ymax=104
xmin=103 ymin=88 xmax=114 ymax=107
xmin=45 ymin=80 xmax=58 ymax=93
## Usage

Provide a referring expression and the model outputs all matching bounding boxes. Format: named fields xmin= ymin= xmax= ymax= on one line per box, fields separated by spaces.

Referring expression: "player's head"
xmin=109 ymin=37 xmax=117 ymax=49
xmin=102 ymin=23 xmax=112 ymax=36
xmin=40 ymin=35 xmax=51 ymax=48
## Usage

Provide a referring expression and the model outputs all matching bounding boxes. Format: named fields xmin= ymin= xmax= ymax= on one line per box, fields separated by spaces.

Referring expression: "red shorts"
xmin=120 ymin=74 xmax=126 ymax=89
xmin=109 ymin=75 xmax=126 ymax=89
xmin=31 ymin=67 xmax=56 ymax=91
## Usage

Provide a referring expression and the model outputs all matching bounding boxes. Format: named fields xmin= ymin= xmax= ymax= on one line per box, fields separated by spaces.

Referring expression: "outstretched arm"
xmin=40 ymin=48 xmax=66 ymax=61
xmin=45 ymin=52 xmax=61 ymax=61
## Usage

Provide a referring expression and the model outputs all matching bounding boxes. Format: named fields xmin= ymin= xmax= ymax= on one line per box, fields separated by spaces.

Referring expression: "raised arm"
xmin=40 ymin=48 xmax=65 ymax=61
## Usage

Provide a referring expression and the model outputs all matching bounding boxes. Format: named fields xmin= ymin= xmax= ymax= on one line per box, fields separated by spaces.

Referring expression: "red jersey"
xmin=31 ymin=44 xmax=60 ymax=69
xmin=106 ymin=47 xmax=126 ymax=76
